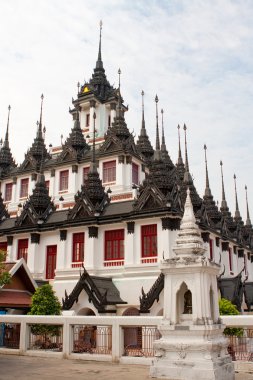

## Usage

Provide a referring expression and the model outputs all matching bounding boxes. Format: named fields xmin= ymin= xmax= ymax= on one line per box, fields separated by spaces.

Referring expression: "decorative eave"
xmin=0 ymin=192 xmax=9 ymax=222
xmin=62 ymin=266 xmax=126 ymax=313
xmin=218 ymin=270 xmax=244 ymax=311
xmin=139 ymin=273 xmax=164 ymax=313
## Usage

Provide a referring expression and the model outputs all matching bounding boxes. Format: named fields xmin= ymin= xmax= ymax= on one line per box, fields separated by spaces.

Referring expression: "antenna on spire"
xmin=5 ymin=105 xmax=11 ymax=146
xmin=161 ymin=109 xmax=165 ymax=146
xmin=77 ymin=81 xmax=80 ymax=95
xmin=204 ymin=144 xmax=211 ymax=197
xmin=183 ymin=124 xmax=189 ymax=172
xmin=245 ymin=185 xmax=251 ymax=226
xmin=118 ymin=68 xmax=121 ymax=92
xmin=155 ymin=95 xmax=160 ymax=151
xmin=141 ymin=90 xmax=146 ymax=133
xmin=38 ymin=94 xmax=44 ymax=138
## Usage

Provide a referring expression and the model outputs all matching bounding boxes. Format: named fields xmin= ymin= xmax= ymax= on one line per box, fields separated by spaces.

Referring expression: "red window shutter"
xmin=45 ymin=180 xmax=50 ymax=192
xmin=141 ymin=225 xmax=157 ymax=258
xmin=72 ymin=233 xmax=85 ymax=262
xmin=228 ymin=248 xmax=232 ymax=272
xmin=105 ymin=229 xmax=124 ymax=261
xmin=20 ymin=178 xmax=29 ymax=198
xmin=103 ymin=161 xmax=116 ymax=183
xmin=46 ymin=245 xmax=57 ymax=279
xmin=132 ymin=163 xmax=139 ymax=185
xmin=5 ymin=183 xmax=13 ymax=202
xmin=59 ymin=170 xmax=69 ymax=191
xmin=17 ymin=239 xmax=29 ymax=262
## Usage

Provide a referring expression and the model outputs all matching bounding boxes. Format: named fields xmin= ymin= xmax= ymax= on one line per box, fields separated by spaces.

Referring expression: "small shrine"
xmin=150 ymin=189 xmax=234 ymax=380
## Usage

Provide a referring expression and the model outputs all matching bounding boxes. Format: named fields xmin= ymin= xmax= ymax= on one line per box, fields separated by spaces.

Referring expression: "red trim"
xmin=20 ymin=178 xmax=29 ymax=198
xmin=141 ymin=225 xmax=157 ymax=258
xmin=103 ymin=161 xmax=116 ymax=183
xmin=5 ymin=183 xmax=13 ymax=202
xmin=72 ymin=233 xmax=84 ymax=263
xmin=17 ymin=239 xmax=29 ymax=263
xmin=104 ymin=229 xmax=124 ymax=261
xmin=132 ymin=163 xmax=139 ymax=185
xmin=46 ymin=245 xmax=57 ymax=279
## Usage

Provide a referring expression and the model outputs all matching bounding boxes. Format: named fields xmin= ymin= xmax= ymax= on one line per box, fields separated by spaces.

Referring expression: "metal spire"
xmin=90 ymin=112 xmax=97 ymax=173
xmin=220 ymin=160 xmax=228 ymax=209
xmin=177 ymin=124 xmax=183 ymax=165
xmin=183 ymin=124 xmax=189 ymax=172
xmin=141 ymin=90 xmax=146 ymax=135
xmin=204 ymin=144 xmax=211 ymax=197
xmin=96 ymin=20 xmax=103 ymax=69
xmin=4 ymin=105 xmax=11 ymax=148
xmin=245 ymin=185 xmax=251 ymax=226
xmin=161 ymin=109 xmax=165 ymax=147
xmin=234 ymin=174 xmax=241 ymax=219
xmin=155 ymin=95 xmax=160 ymax=151
xmin=37 ymin=94 xmax=44 ymax=138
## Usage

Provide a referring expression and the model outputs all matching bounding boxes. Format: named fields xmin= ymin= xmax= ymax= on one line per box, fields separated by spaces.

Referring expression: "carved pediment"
xmin=68 ymin=197 xmax=94 ymax=220
xmin=133 ymin=184 xmax=165 ymax=211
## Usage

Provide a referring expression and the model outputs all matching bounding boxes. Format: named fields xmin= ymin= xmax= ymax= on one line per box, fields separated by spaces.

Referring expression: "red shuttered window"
xmin=0 ymin=242 xmax=7 ymax=253
xmin=228 ymin=247 xmax=233 ymax=272
xmin=59 ymin=170 xmax=69 ymax=191
xmin=72 ymin=233 xmax=84 ymax=263
xmin=17 ymin=239 xmax=29 ymax=262
xmin=132 ymin=163 xmax=139 ymax=185
xmin=45 ymin=180 xmax=50 ymax=192
xmin=5 ymin=183 xmax=12 ymax=202
xmin=104 ymin=229 xmax=124 ymax=261
xmin=86 ymin=114 xmax=90 ymax=127
xmin=20 ymin=178 xmax=29 ymax=198
xmin=141 ymin=225 xmax=157 ymax=258
xmin=46 ymin=245 xmax=57 ymax=279
xmin=103 ymin=161 xmax=116 ymax=183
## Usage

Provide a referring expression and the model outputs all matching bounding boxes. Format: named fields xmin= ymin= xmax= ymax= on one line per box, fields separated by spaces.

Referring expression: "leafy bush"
xmin=219 ymin=298 xmax=243 ymax=337
xmin=0 ymin=250 xmax=11 ymax=286
xmin=29 ymin=284 xmax=61 ymax=337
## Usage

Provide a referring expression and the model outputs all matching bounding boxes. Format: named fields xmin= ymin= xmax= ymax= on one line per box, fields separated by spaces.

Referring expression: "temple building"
xmin=0 ymin=24 xmax=253 ymax=316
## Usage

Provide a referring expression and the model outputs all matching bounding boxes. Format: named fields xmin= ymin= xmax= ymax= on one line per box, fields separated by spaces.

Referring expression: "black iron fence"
xmin=123 ymin=326 xmax=161 ymax=357
xmin=28 ymin=324 xmax=63 ymax=351
xmin=0 ymin=323 xmax=20 ymax=349
xmin=72 ymin=324 xmax=112 ymax=354
xmin=227 ymin=328 xmax=253 ymax=361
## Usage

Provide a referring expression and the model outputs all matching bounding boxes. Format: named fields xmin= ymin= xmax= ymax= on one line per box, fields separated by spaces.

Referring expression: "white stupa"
xmin=150 ymin=189 xmax=234 ymax=380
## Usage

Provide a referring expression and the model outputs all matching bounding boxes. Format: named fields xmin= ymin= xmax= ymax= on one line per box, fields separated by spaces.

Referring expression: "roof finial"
xmin=155 ymin=95 xmax=160 ymax=151
xmin=161 ymin=109 xmax=165 ymax=146
xmin=96 ymin=20 xmax=103 ymax=69
xmin=204 ymin=144 xmax=211 ymax=197
xmin=118 ymin=68 xmax=121 ymax=92
xmin=234 ymin=174 xmax=241 ymax=219
xmin=4 ymin=105 xmax=11 ymax=148
xmin=220 ymin=160 xmax=228 ymax=209
xmin=245 ymin=185 xmax=251 ymax=226
xmin=38 ymin=94 xmax=44 ymax=138
xmin=177 ymin=124 xmax=183 ymax=164
xmin=183 ymin=124 xmax=189 ymax=172
xmin=141 ymin=90 xmax=146 ymax=133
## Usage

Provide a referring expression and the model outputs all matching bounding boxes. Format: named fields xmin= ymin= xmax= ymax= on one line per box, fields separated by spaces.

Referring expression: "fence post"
xmin=62 ymin=317 xmax=69 ymax=358
xmin=111 ymin=319 xmax=120 ymax=362
xmin=19 ymin=320 xmax=28 ymax=354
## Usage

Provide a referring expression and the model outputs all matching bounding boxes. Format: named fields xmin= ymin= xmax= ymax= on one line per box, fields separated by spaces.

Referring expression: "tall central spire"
xmin=245 ymin=185 xmax=252 ymax=226
xmin=183 ymin=124 xmax=189 ymax=172
xmin=4 ymin=105 xmax=11 ymax=148
xmin=96 ymin=20 xmax=103 ymax=70
xmin=220 ymin=161 xmax=228 ymax=211
xmin=234 ymin=174 xmax=241 ymax=221
xmin=177 ymin=125 xmax=183 ymax=165
xmin=155 ymin=95 xmax=160 ymax=150
xmin=204 ymin=144 xmax=211 ymax=197
xmin=141 ymin=90 xmax=146 ymax=134
xmin=90 ymin=112 xmax=97 ymax=173
xmin=136 ymin=91 xmax=154 ymax=161
xmin=37 ymin=94 xmax=44 ymax=139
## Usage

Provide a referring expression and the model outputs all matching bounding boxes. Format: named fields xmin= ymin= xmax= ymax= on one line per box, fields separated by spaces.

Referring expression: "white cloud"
xmin=0 ymin=0 xmax=253 ymax=219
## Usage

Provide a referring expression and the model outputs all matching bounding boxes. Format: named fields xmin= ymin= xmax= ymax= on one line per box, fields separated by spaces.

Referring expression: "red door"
xmin=46 ymin=245 xmax=57 ymax=279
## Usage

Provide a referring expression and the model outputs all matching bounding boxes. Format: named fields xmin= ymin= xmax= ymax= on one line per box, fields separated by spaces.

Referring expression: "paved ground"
xmin=0 ymin=354 xmax=252 ymax=380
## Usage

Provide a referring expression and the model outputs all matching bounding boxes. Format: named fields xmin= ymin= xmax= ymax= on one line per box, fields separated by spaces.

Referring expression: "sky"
xmin=0 ymin=0 xmax=253 ymax=219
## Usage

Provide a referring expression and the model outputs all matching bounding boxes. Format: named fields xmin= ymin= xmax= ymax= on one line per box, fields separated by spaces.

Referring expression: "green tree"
xmin=219 ymin=298 xmax=243 ymax=337
xmin=29 ymin=284 xmax=61 ymax=338
xmin=0 ymin=250 xmax=11 ymax=286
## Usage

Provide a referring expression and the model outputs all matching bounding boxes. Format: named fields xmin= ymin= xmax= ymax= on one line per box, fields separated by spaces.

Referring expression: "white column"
xmin=110 ymin=103 xmax=116 ymax=126
xmin=89 ymin=100 xmax=96 ymax=135
xmin=57 ymin=231 xmax=68 ymax=270
xmin=27 ymin=237 xmax=38 ymax=274
xmin=6 ymin=236 xmax=14 ymax=262
xmin=125 ymin=223 xmax=134 ymax=265
xmin=85 ymin=227 xmax=98 ymax=269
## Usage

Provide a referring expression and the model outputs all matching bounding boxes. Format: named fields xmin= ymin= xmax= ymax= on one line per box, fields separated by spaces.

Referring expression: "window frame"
xmin=83 ymin=167 xmax=89 ymax=183
xmin=46 ymin=245 xmax=57 ymax=280
xmin=20 ymin=178 xmax=29 ymax=198
xmin=86 ymin=113 xmax=90 ymax=127
xmin=104 ymin=229 xmax=124 ymax=261
xmin=103 ymin=160 xmax=116 ymax=183
xmin=72 ymin=232 xmax=85 ymax=263
xmin=209 ymin=239 xmax=213 ymax=261
xmin=141 ymin=224 xmax=157 ymax=258
xmin=5 ymin=183 xmax=13 ymax=202
xmin=59 ymin=170 xmax=69 ymax=191
xmin=17 ymin=238 xmax=29 ymax=263
xmin=132 ymin=162 xmax=139 ymax=185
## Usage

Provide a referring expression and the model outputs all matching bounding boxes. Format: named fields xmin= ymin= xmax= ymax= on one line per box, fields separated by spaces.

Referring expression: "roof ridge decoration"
xmin=136 ymin=90 xmax=154 ymax=162
xmin=77 ymin=21 xmax=115 ymax=103
xmin=19 ymin=95 xmax=51 ymax=172
xmin=68 ymin=112 xmax=110 ymax=220
xmin=58 ymin=105 xmax=90 ymax=163
xmin=219 ymin=161 xmax=236 ymax=237
xmin=0 ymin=105 xmax=17 ymax=176
xmin=62 ymin=266 xmax=126 ymax=313
xmin=160 ymin=109 xmax=174 ymax=170
xmin=139 ymin=272 xmax=164 ymax=313
xmin=15 ymin=168 xmax=55 ymax=226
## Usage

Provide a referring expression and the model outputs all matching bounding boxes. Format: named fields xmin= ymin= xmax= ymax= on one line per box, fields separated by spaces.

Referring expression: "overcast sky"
xmin=0 ymin=0 xmax=253 ymax=220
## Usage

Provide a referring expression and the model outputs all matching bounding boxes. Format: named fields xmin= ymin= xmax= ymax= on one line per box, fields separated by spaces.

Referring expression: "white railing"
xmin=1 ymin=314 xmax=253 ymax=368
